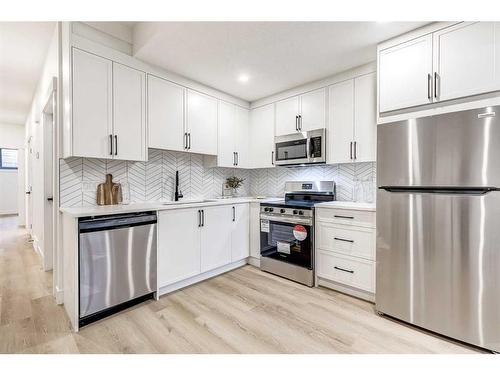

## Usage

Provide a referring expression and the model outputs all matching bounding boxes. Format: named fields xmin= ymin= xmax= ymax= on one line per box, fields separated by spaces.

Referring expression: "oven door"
xmin=260 ymin=215 xmax=313 ymax=269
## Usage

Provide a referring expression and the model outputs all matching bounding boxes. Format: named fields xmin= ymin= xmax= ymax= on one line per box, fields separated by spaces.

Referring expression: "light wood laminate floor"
xmin=0 ymin=215 xmax=484 ymax=354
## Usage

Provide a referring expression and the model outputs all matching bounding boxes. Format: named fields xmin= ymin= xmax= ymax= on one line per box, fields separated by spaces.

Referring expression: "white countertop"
xmin=314 ymin=201 xmax=376 ymax=211
xmin=60 ymin=197 xmax=282 ymax=218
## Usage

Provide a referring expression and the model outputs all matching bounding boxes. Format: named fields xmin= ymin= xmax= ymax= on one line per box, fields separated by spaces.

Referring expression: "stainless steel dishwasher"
xmin=78 ymin=211 xmax=157 ymax=327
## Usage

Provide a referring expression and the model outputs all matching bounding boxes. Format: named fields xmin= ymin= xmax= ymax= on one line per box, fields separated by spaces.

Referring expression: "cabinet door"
xmin=433 ymin=22 xmax=500 ymax=102
xmin=249 ymin=202 xmax=261 ymax=259
xmin=200 ymin=206 xmax=232 ymax=272
xmin=379 ymin=34 xmax=433 ymax=112
xmin=275 ymin=96 xmax=300 ymax=136
xmin=158 ymin=209 xmax=201 ymax=287
xmin=234 ymin=106 xmax=249 ymax=168
xmin=186 ymin=90 xmax=218 ymax=155
xmin=71 ymin=48 xmax=113 ymax=159
xmin=218 ymin=101 xmax=236 ymax=167
xmin=249 ymin=104 xmax=275 ymax=168
xmin=328 ymin=79 xmax=354 ymax=164
xmin=112 ymin=63 xmax=147 ymax=161
xmin=231 ymin=204 xmax=250 ymax=262
xmin=354 ymin=73 xmax=377 ymax=162
xmin=299 ymin=88 xmax=326 ymax=132
xmin=147 ymin=75 xmax=185 ymax=152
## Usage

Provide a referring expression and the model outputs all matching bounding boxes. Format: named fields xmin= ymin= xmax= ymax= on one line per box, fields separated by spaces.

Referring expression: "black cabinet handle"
xmin=236 ymin=152 xmax=239 ymax=166
xmin=334 ymin=215 xmax=354 ymax=219
xmin=109 ymin=134 xmax=113 ymax=155
xmin=47 ymin=197 xmax=53 ymax=202
xmin=434 ymin=72 xmax=439 ymax=99
xmin=353 ymin=141 xmax=357 ymax=160
xmin=201 ymin=209 xmax=205 ymax=227
xmin=232 ymin=206 xmax=235 ymax=222
xmin=349 ymin=141 xmax=353 ymax=160
xmin=295 ymin=115 xmax=298 ymax=131
xmin=271 ymin=151 xmax=274 ymax=165
xmin=198 ymin=210 xmax=201 ymax=227
xmin=184 ymin=132 xmax=188 ymax=149
xmin=114 ymin=135 xmax=118 ymax=156
xmin=334 ymin=266 xmax=354 ymax=274
xmin=188 ymin=133 xmax=191 ymax=150
xmin=334 ymin=237 xmax=354 ymax=243
xmin=298 ymin=114 xmax=302 ymax=131
xmin=427 ymin=73 xmax=432 ymax=100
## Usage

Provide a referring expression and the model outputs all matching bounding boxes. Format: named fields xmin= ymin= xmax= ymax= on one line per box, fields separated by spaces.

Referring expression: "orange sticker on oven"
xmin=293 ymin=225 xmax=307 ymax=241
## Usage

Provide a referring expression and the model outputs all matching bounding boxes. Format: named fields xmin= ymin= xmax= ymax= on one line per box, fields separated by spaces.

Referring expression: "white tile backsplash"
xmin=59 ymin=149 xmax=376 ymax=207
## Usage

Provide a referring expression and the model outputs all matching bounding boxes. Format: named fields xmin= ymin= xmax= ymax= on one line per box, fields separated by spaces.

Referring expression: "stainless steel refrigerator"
xmin=376 ymin=106 xmax=500 ymax=353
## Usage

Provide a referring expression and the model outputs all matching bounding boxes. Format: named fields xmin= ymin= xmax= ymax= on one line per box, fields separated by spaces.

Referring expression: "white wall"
xmin=0 ymin=122 xmax=25 ymax=215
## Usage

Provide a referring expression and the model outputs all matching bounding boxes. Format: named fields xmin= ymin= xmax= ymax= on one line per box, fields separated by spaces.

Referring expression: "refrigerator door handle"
xmin=379 ymin=186 xmax=499 ymax=195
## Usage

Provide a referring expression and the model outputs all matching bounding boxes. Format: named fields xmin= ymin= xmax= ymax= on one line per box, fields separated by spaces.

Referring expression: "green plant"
xmin=226 ymin=176 xmax=245 ymax=189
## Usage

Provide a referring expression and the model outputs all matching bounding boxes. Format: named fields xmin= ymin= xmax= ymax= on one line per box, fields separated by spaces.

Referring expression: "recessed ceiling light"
xmin=238 ymin=74 xmax=249 ymax=83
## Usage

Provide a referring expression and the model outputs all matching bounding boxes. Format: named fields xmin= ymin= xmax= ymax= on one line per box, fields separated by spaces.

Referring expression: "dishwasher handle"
xmin=79 ymin=212 xmax=157 ymax=232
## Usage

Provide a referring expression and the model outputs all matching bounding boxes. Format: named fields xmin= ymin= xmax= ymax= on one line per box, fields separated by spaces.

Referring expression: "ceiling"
xmin=0 ymin=22 xmax=55 ymax=125
xmin=133 ymin=22 xmax=429 ymax=102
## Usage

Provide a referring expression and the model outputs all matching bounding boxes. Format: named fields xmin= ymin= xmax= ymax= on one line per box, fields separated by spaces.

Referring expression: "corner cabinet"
xmin=328 ymin=72 xmax=376 ymax=164
xmin=71 ymin=48 xmax=147 ymax=161
xmin=249 ymin=103 xmax=275 ymax=168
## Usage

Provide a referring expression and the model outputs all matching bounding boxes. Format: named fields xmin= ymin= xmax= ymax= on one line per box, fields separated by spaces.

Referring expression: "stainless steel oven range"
xmin=260 ymin=181 xmax=335 ymax=286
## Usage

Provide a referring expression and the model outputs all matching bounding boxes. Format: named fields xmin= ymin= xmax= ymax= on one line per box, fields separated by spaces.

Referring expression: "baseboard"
xmin=247 ymin=256 xmax=260 ymax=267
xmin=317 ymin=277 xmax=375 ymax=302
xmin=55 ymin=286 xmax=64 ymax=305
xmin=158 ymin=259 xmax=247 ymax=296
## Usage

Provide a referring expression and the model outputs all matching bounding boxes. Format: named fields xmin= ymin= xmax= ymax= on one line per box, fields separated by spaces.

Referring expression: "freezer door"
xmin=376 ymin=189 xmax=500 ymax=352
xmin=79 ymin=223 xmax=157 ymax=318
xmin=378 ymin=106 xmax=500 ymax=187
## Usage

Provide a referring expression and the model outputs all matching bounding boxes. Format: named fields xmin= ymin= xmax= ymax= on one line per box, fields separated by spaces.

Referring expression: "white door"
xmin=299 ymin=88 xmax=326 ymax=132
xmin=353 ymin=73 xmax=377 ymax=162
xmin=71 ymin=48 xmax=113 ymax=159
xmin=158 ymin=209 xmax=201 ymax=287
xmin=231 ymin=204 xmax=249 ymax=262
xmin=328 ymin=79 xmax=354 ymax=164
xmin=234 ymin=106 xmax=249 ymax=168
xmin=433 ymin=22 xmax=500 ymax=102
xmin=249 ymin=104 xmax=275 ymax=168
xmin=379 ymin=34 xmax=433 ymax=112
xmin=200 ymin=206 xmax=232 ymax=272
xmin=112 ymin=63 xmax=146 ymax=161
xmin=275 ymin=96 xmax=300 ymax=136
xmin=147 ymin=75 xmax=185 ymax=152
xmin=186 ymin=90 xmax=218 ymax=155
xmin=218 ymin=101 xmax=236 ymax=167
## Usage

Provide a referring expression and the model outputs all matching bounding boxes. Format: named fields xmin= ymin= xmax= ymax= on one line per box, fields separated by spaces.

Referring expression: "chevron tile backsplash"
xmin=60 ymin=149 xmax=376 ymax=207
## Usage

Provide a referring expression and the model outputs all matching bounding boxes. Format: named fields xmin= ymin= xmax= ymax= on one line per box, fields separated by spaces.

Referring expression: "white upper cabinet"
xmin=72 ymin=48 xmax=113 ymax=159
xmin=353 ymin=73 xmax=377 ymax=162
xmin=186 ymin=90 xmax=218 ymax=155
xmin=379 ymin=34 xmax=433 ymax=113
xmin=112 ymin=63 xmax=147 ymax=161
xmin=234 ymin=106 xmax=249 ymax=168
xmin=299 ymin=88 xmax=327 ymax=132
xmin=249 ymin=104 xmax=275 ymax=168
xmin=329 ymin=79 xmax=354 ymax=164
xmin=218 ymin=101 xmax=237 ymax=167
xmin=433 ymin=22 xmax=500 ymax=102
xmin=328 ymin=73 xmax=377 ymax=164
xmin=231 ymin=204 xmax=250 ymax=262
xmin=275 ymin=96 xmax=300 ymax=136
xmin=147 ymin=75 xmax=185 ymax=152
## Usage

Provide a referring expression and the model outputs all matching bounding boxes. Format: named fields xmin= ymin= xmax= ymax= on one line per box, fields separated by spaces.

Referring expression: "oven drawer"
xmin=316 ymin=207 xmax=375 ymax=228
xmin=316 ymin=222 xmax=375 ymax=260
xmin=317 ymin=250 xmax=375 ymax=293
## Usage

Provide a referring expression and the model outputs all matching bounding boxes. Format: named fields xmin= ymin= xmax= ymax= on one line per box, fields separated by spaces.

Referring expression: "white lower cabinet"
xmin=158 ymin=203 xmax=250 ymax=292
xmin=316 ymin=205 xmax=376 ymax=301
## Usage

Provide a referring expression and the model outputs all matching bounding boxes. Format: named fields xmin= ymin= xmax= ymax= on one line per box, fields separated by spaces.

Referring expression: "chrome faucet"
xmin=174 ymin=170 xmax=183 ymax=201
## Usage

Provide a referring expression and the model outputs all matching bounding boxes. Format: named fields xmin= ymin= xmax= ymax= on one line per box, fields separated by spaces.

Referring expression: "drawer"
xmin=316 ymin=222 xmax=375 ymax=260
xmin=316 ymin=207 xmax=375 ymax=228
xmin=317 ymin=251 xmax=375 ymax=293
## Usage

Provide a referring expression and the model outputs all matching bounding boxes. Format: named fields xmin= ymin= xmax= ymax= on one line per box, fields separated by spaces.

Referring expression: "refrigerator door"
xmin=378 ymin=106 xmax=500 ymax=188
xmin=376 ymin=189 xmax=500 ymax=352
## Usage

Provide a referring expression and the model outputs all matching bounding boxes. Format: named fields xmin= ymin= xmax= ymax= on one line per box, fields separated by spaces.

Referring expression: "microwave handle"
xmin=309 ymin=137 xmax=315 ymax=157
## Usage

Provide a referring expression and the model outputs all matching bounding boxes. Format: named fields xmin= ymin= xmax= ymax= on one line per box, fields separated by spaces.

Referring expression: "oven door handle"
xmin=260 ymin=214 xmax=313 ymax=226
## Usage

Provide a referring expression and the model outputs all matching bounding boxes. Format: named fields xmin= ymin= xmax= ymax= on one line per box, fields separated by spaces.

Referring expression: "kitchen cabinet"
xmin=231 ymin=204 xmax=249 ymax=262
xmin=71 ymin=48 xmax=147 ymax=161
xmin=158 ymin=208 xmax=201 ymax=286
xmin=249 ymin=202 xmax=261 ymax=261
xmin=200 ymin=205 xmax=232 ymax=272
xmin=378 ymin=34 xmax=433 ymax=113
xmin=71 ymin=48 xmax=113 ymax=159
xmin=186 ymin=90 xmax=218 ymax=155
xmin=275 ymin=89 xmax=326 ymax=136
xmin=249 ymin=104 xmax=275 ymax=168
xmin=147 ymin=75 xmax=185 ymax=152
xmin=112 ymin=63 xmax=147 ymax=161
xmin=328 ymin=73 xmax=376 ymax=164
xmin=218 ymin=101 xmax=249 ymax=168
xmin=433 ymin=22 xmax=500 ymax=102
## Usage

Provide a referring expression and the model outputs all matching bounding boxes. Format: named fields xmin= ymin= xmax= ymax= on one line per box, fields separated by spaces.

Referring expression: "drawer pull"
xmin=334 ymin=266 xmax=354 ymax=274
xmin=334 ymin=215 xmax=354 ymax=219
xmin=334 ymin=237 xmax=354 ymax=243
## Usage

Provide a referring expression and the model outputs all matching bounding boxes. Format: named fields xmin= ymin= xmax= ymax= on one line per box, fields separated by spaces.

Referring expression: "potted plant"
xmin=226 ymin=176 xmax=245 ymax=196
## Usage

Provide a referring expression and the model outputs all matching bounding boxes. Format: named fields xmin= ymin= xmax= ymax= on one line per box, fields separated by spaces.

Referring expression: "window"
xmin=0 ymin=148 xmax=18 ymax=170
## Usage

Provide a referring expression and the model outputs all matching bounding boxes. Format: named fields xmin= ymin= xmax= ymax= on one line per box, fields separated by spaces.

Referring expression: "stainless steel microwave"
xmin=274 ymin=129 xmax=326 ymax=166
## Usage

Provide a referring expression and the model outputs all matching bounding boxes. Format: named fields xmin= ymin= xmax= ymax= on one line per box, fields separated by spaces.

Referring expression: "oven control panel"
xmin=260 ymin=206 xmax=313 ymax=218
